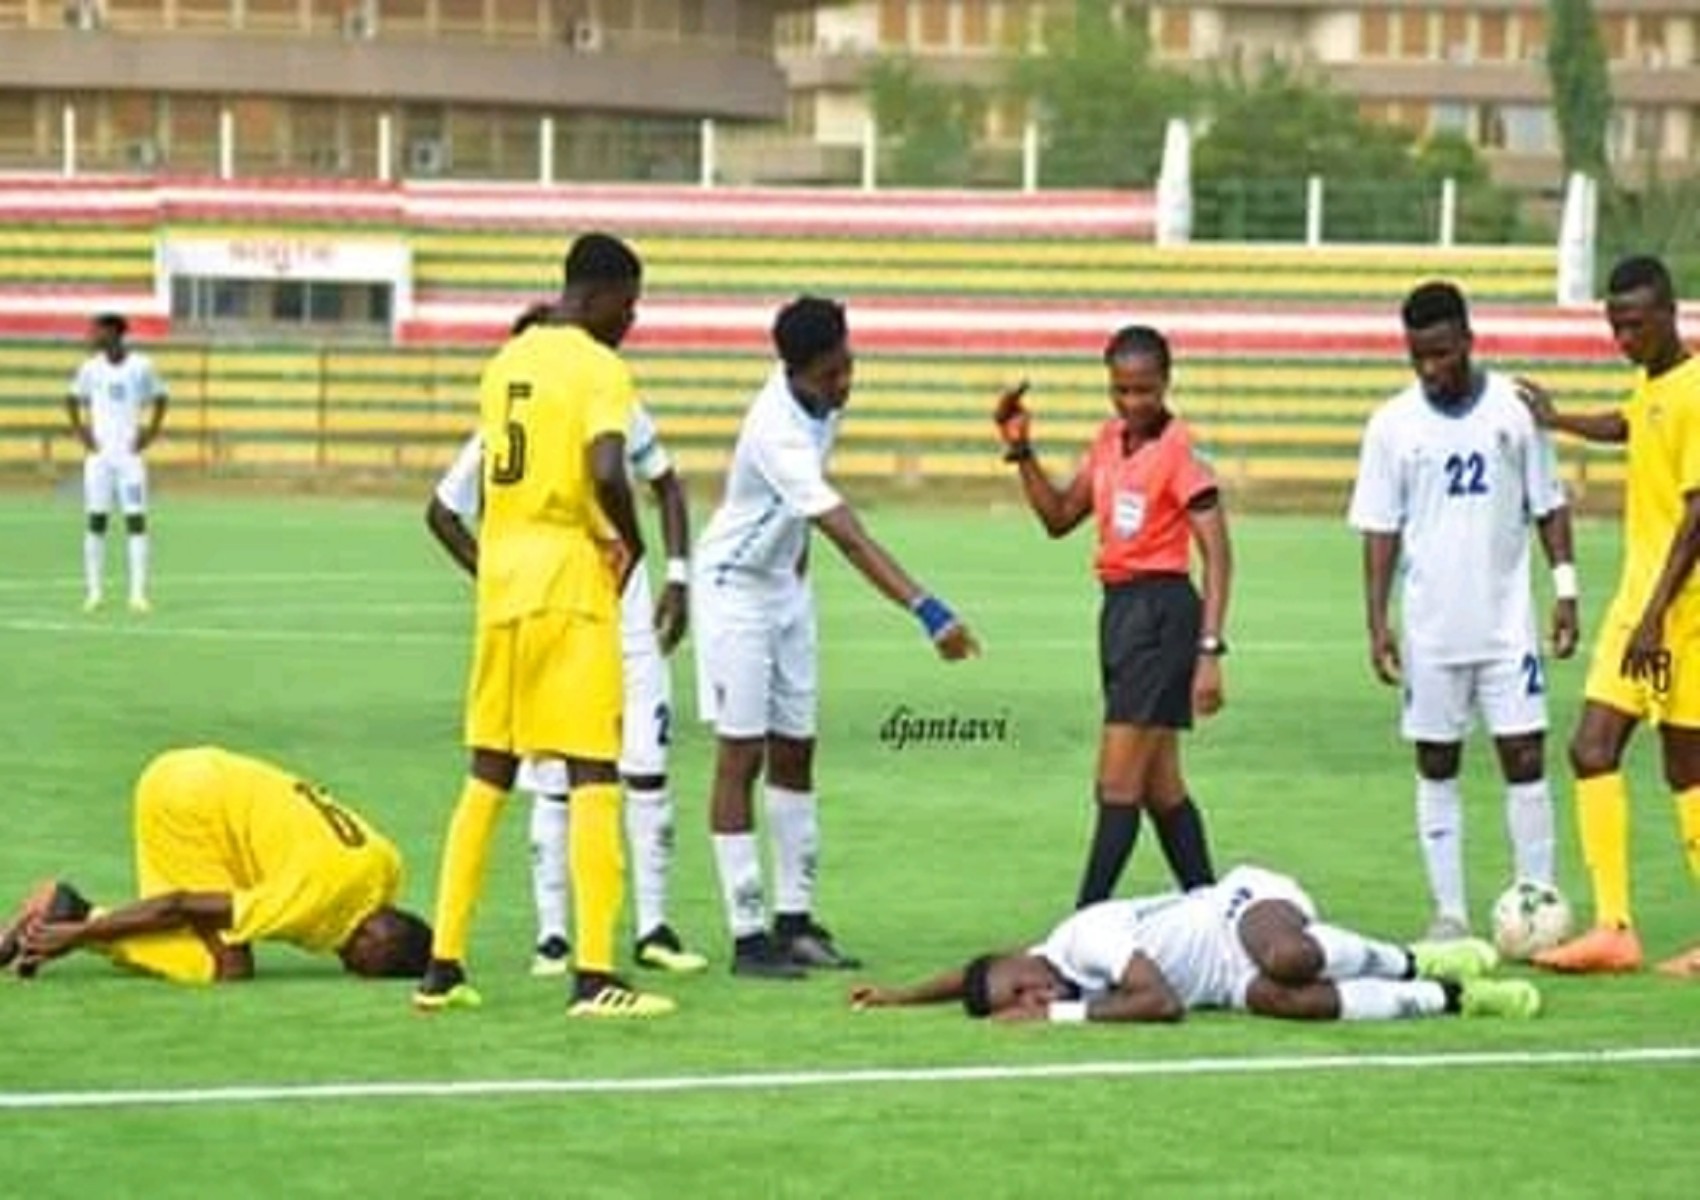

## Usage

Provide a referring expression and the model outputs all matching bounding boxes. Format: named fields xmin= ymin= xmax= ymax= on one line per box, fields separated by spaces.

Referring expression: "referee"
xmin=995 ymin=325 xmax=1231 ymax=907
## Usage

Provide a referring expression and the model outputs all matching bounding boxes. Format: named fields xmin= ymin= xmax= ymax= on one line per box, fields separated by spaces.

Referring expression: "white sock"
xmin=624 ymin=785 xmax=671 ymax=940
xmin=764 ymin=785 xmax=819 ymax=918
xmin=712 ymin=831 xmax=766 ymax=939
xmin=1336 ymin=978 xmax=1449 ymax=1021
xmin=83 ymin=531 xmax=104 ymax=598
xmin=1505 ymin=778 xmax=1556 ymax=886
xmin=1416 ymin=776 xmax=1467 ymax=921
xmin=126 ymin=532 xmax=149 ymax=600
xmin=1308 ymin=923 xmax=1413 ymax=980
xmin=528 ymin=793 xmax=569 ymax=943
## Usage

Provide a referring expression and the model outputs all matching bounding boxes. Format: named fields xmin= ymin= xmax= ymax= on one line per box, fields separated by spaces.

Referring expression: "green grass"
xmin=1 ymin=490 xmax=1698 ymax=1198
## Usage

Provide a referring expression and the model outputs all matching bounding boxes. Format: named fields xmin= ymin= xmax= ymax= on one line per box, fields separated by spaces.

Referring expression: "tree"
xmin=1190 ymin=61 xmax=1534 ymax=242
xmin=1006 ymin=0 xmax=1191 ymax=187
xmin=1545 ymin=0 xmax=1611 ymax=180
xmin=864 ymin=57 xmax=984 ymax=187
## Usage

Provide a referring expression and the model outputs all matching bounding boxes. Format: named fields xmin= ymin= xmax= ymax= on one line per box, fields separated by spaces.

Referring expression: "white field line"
xmin=3 ymin=1046 xmax=1696 ymax=1112
xmin=0 ymin=571 xmax=417 ymax=593
xmin=0 ymin=617 xmax=1354 ymax=656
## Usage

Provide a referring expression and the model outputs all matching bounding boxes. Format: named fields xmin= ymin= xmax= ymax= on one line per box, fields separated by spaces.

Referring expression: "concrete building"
xmin=741 ymin=1 xmax=1700 ymax=188
xmin=0 ymin=0 xmax=798 ymax=178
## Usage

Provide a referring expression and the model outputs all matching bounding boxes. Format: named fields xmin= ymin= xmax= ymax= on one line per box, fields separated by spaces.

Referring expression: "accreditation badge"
xmin=1113 ymin=490 xmax=1146 ymax=539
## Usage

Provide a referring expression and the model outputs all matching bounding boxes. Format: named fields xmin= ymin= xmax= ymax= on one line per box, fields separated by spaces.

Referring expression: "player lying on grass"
xmin=0 ymin=746 xmax=432 ymax=983
xmin=849 ymin=864 xmax=1540 ymax=1023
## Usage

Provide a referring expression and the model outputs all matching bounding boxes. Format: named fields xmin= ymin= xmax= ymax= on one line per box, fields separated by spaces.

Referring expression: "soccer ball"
xmin=1491 ymin=881 xmax=1574 ymax=961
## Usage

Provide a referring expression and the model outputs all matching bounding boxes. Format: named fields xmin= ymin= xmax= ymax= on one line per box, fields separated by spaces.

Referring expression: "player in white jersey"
xmin=426 ymin=304 xmax=705 ymax=977
xmin=694 ymin=296 xmax=979 ymax=979
xmin=65 ymin=313 xmax=168 ymax=613
xmin=1348 ymin=282 xmax=1579 ymax=940
xmin=849 ymin=863 xmax=1541 ymax=1023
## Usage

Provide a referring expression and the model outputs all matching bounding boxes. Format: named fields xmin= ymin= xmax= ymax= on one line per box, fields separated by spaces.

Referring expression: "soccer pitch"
xmin=1 ymin=491 xmax=1697 ymax=1199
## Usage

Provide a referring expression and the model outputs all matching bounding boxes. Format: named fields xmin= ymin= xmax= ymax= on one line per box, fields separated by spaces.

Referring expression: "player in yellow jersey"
xmin=1521 ymin=255 xmax=1700 ymax=977
xmin=0 ymin=746 xmax=431 ymax=983
xmin=413 ymin=232 xmax=674 ymax=1019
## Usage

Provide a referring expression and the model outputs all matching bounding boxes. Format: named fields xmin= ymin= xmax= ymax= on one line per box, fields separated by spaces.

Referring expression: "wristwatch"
xmin=1198 ymin=635 xmax=1228 ymax=657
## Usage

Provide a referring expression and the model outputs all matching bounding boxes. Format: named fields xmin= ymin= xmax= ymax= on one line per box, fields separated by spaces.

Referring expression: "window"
xmin=1431 ymin=102 xmax=1472 ymax=139
xmin=918 ymin=0 xmax=946 ymax=46
xmin=1478 ymin=12 xmax=1506 ymax=61
xmin=437 ymin=0 xmax=484 ymax=36
xmin=1514 ymin=10 xmax=1545 ymax=60
xmin=1602 ymin=14 xmax=1628 ymax=62
xmin=1499 ymin=105 xmax=1556 ymax=155
xmin=1158 ymin=7 xmax=1189 ymax=55
xmin=1397 ymin=9 xmax=1430 ymax=59
xmin=878 ymin=0 xmax=906 ymax=47
xmin=1360 ymin=10 xmax=1388 ymax=57
xmin=1440 ymin=9 xmax=1467 ymax=60
xmin=961 ymin=0 xmax=987 ymax=47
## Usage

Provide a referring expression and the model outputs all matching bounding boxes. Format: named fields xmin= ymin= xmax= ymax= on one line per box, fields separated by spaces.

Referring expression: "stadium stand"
xmin=0 ymin=176 xmax=1629 ymax=489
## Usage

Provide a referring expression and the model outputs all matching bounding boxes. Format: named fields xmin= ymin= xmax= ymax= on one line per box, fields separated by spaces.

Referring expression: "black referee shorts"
xmin=1099 ymin=575 xmax=1201 ymax=729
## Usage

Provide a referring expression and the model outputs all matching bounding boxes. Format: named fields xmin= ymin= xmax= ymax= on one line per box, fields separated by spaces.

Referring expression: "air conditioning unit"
xmin=126 ymin=139 xmax=161 ymax=170
xmin=307 ymin=145 xmax=351 ymax=173
xmin=572 ymin=18 xmax=603 ymax=52
xmin=64 ymin=0 xmax=101 ymax=31
xmin=407 ymin=137 xmax=447 ymax=176
xmin=342 ymin=6 xmax=376 ymax=40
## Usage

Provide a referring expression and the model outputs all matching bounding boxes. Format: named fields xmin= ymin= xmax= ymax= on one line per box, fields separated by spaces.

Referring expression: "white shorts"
xmin=84 ymin=453 xmax=147 ymax=516
xmin=694 ymin=576 xmax=817 ymax=740
xmin=1212 ymin=865 xmax=1318 ymax=1011
xmin=515 ymin=569 xmax=672 ymax=794
xmin=1400 ymin=649 xmax=1548 ymax=743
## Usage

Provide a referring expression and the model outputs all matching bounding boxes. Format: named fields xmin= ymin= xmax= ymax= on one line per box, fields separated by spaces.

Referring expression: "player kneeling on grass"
xmin=0 ymin=747 xmax=432 ymax=984
xmin=849 ymin=865 xmax=1540 ymax=1024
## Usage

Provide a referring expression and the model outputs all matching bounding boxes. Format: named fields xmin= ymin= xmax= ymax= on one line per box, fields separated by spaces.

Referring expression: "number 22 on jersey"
xmin=490 ymin=380 xmax=532 ymax=486
xmin=1443 ymin=450 xmax=1488 ymax=497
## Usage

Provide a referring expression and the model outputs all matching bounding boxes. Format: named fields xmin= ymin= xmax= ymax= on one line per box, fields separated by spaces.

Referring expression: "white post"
xmin=377 ymin=111 xmax=393 ymax=183
xmin=1438 ymin=177 xmax=1457 ymax=247
xmin=860 ymin=114 xmax=877 ymax=192
xmin=1154 ymin=117 xmax=1193 ymax=246
xmin=1020 ymin=117 xmax=1039 ymax=193
xmin=60 ymin=102 xmax=76 ymax=177
xmin=540 ymin=115 xmax=555 ymax=185
xmin=1305 ymin=174 xmax=1324 ymax=246
xmin=1557 ymin=171 xmax=1598 ymax=306
xmin=699 ymin=117 xmax=715 ymax=188
xmin=218 ymin=106 xmax=235 ymax=180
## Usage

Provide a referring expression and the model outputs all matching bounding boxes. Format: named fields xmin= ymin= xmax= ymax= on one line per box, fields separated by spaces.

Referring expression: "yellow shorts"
xmin=1583 ymin=610 xmax=1700 ymax=728
xmin=122 ymin=750 xmax=232 ymax=984
xmin=464 ymin=609 xmax=622 ymax=761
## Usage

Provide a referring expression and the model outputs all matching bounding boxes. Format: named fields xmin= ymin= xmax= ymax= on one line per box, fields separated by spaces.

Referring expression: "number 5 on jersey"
xmin=490 ymin=380 xmax=532 ymax=486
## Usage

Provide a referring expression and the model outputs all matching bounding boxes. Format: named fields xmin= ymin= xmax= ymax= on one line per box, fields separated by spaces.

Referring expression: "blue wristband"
xmin=910 ymin=594 xmax=956 ymax=640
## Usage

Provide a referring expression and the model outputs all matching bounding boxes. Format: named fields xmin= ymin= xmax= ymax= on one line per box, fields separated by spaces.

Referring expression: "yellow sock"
xmin=569 ymin=782 xmax=625 ymax=975
xmin=1577 ymin=773 xmax=1632 ymax=929
xmin=1676 ymin=787 xmax=1700 ymax=881
xmin=430 ymin=777 xmax=508 ymax=962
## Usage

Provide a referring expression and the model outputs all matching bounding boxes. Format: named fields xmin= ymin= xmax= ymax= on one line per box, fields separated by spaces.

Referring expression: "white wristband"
xmin=1552 ymin=562 xmax=1579 ymax=601
xmin=666 ymin=558 xmax=690 ymax=585
xmin=1047 ymin=1000 xmax=1087 ymax=1023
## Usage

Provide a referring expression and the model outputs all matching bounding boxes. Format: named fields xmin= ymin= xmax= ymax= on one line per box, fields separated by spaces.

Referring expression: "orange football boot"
xmin=1532 ymin=926 xmax=1644 ymax=974
xmin=1655 ymin=943 xmax=1700 ymax=979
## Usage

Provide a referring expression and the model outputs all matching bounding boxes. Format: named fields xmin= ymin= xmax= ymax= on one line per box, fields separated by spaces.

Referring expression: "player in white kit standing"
xmin=427 ymin=354 xmax=705 ymax=977
xmin=694 ymin=295 xmax=979 ymax=978
xmin=1348 ymin=282 xmax=1579 ymax=939
xmin=65 ymin=313 xmax=168 ymax=613
xmin=849 ymin=863 xmax=1541 ymax=1023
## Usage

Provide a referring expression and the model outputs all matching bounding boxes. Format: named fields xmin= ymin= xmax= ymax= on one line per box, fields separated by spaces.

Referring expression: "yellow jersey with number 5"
xmin=1612 ymin=357 xmax=1700 ymax=625
xmin=475 ymin=324 xmax=634 ymax=626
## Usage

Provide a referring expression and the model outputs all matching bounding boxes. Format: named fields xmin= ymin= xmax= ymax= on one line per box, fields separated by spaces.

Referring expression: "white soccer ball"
xmin=1491 ymin=881 xmax=1574 ymax=961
